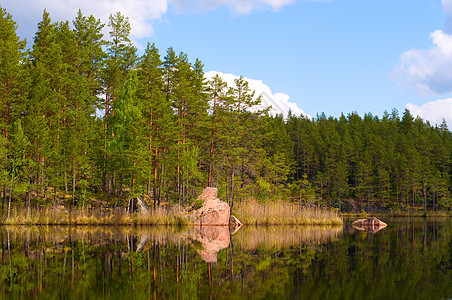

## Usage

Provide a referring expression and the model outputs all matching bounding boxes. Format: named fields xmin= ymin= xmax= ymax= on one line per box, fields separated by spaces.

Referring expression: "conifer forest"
xmin=1 ymin=8 xmax=452 ymax=213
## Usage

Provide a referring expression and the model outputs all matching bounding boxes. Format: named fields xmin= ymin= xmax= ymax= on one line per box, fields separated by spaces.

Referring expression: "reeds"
xmin=0 ymin=207 xmax=189 ymax=226
xmin=1 ymin=198 xmax=343 ymax=226
xmin=233 ymin=198 xmax=343 ymax=225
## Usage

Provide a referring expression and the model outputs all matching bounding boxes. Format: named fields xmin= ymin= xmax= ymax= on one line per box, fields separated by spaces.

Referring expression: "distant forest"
xmin=1 ymin=8 xmax=451 ymax=212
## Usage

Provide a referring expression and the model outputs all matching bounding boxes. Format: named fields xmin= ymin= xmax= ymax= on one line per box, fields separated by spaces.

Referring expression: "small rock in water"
xmin=352 ymin=217 xmax=387 ymax=233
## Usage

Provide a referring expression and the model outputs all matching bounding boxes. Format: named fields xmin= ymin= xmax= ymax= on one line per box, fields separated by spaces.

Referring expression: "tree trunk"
xmin=8 ymin=177 xmax=13 ymax=219
xmin=230 ymin=164 xmax=235 ymax=205
xmin=26 ymin=183 xmax=31 ymax=218
xmin=396 ymin=185 xmax=399 ymax=207
xmin=208 ymin=101 xmax=216 ymax=187
xmin=72 ymin=157 xmax=76 ymax=202
xmin=3 ymin=185 xmax=7 ymax=209
xmin=367 ymin=190 xmax=370 ymax=212
xmin=424 ymin=185 xmax=427 ymax=215
xmin=132 ymin=138 xmax=136 ymax=195
xmin=241 ymin=156 xmax=245 ymax=190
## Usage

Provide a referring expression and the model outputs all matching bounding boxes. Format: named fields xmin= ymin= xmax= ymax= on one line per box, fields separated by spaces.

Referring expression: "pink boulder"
xmin=191 ymin=187 xmax=231 ymax=226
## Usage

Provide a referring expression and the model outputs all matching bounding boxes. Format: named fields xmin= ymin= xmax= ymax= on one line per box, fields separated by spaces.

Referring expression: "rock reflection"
xmin=352 ymin=225 xmax=386 ymax=233
xmin=189 ymin=226 xmax=230 ymax=263
xmin=351 ymin=217 xmax=387 ymax=233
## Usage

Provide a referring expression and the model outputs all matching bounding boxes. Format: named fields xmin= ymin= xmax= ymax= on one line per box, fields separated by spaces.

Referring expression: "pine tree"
xmin=102 ymin=11 xmax=137 ymax=201
xmin=0 ymin=6 xmax=27 ymax=205
xmin=137 ymin=43 xmax=173 ymax=206
xmin=8 ymin=119 xmax=31 ymax=216
xmin=109 ymin=70 xmax=144 ymax=201
xmin=0 ymin=134 xmax=8 ymax=206
xmin=162 ymin=50 xmax=209 ymax=205
xmin=27 ymin=10 xmax=60 ymax=201
xmin=224 ymin=76 xmax=266 ymax=204
xmin=206 ymin=74 xmax=229 ymax=187
xmin=71 ymin=10 xmax=106 ymax=204
xmin=0 ymin=6 xmax=26 ymax=137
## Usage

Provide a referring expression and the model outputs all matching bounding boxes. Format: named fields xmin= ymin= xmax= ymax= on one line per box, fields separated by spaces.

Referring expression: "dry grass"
xmin=1 ymin=198 xmax=343 ymax=226
xmin=234 ymin=198 xmax=343 ymax=225
xmin=0 ymin=207 xmax=188 ymax=226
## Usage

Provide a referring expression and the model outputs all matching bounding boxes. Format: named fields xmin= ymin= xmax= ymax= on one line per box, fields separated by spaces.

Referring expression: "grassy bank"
xmin=0 ymin=207 xmax=188 ymax=226
xmin=0 ymin=198 xmax=343 ymax=226
xmin=234 ymin=199 xmax=343 ymax=225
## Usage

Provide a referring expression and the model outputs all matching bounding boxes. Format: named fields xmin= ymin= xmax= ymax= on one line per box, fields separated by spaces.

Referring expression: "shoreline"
xmin=0 ymin=201 xmax=344 ymax=226
xmin=2 ymin=205 xmax=450 ymax=226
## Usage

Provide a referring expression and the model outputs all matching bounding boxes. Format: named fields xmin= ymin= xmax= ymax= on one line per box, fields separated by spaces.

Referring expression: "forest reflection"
xmin=1 ymin=225 xmax=342 ymax=262
xmin=0 ymin=220 xmax=451 ymax=299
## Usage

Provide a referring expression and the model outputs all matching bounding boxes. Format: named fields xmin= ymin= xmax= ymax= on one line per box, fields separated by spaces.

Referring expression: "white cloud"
xmin=204 ymin=70 xmax=309 ymax=118
xmin=406 ymin=98 xmax=452 ymax=126
xmin=3 ymin=0 xmax=167 ymax=39
xmin=392 ymin=0 xmax=452 ymax=95
xmin=443 ymin=0 xmax=452 ymax=14
xmin=171 ymin=0 xmax=333 ymax=14
xmin=391 ymin=30 xmax=452 ymax=94
xmin=393 ymin=1 xmax=452 ymax=128
xmin=170 ymin=0 xmax=295 ymax=14
xmin=3 ymin=0 xmax=298 ymax=40
xmin=4 ymin=0 xmax=331 ymax=40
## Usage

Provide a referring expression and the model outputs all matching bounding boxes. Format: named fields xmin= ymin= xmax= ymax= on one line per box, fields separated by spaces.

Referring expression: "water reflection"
xmin=0 ymin=220 xmax=451 ymax=299
xmin=351 ymin=217 xmax=388 ymax=233
xmin=188 ymin=226 xmax=230 ymax=263
xmin=233 ymin=225 xmax=342 ymax=249
xmin=2 ymin=225 xmax=340 ymax=263
xmin=351 ymin=225 xmax=386 ymax=233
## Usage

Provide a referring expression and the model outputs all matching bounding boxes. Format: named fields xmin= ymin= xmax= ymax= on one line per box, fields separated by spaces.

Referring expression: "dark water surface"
xmin=0 ymin=218 xmax=451 ymax=299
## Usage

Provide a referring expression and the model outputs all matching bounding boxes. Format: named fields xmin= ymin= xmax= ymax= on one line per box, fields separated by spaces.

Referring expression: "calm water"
xmin=0 ymin=218 xmax=451 ymax=299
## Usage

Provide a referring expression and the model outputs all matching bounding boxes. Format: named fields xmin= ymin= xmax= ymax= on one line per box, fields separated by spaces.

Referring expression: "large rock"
xmin=352 ymin=217 xmax=387 ymax=232
xmin=191 ymin=187 xmax=231 ymax=226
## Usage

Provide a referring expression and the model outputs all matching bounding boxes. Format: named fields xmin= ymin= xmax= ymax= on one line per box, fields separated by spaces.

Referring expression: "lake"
xmin=0 ymin=218 xmax=451 ymax=299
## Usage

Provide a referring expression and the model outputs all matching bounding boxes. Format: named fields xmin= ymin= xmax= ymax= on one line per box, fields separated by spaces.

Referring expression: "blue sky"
xmin=4 ymin=0 xmax=452 ymax=125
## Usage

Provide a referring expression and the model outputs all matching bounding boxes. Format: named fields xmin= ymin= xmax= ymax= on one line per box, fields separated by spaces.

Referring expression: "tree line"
xmin=1 ymin=7 xmax=451 ymax=212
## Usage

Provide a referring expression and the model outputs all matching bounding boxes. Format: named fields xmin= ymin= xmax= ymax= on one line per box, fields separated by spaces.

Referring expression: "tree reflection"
xmin=0 ymin=221 xmax=450 ymax=299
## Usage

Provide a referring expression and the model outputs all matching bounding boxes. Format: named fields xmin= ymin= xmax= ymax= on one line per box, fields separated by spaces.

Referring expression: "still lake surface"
xmin=0 ymin=218 xmax=451 ymax=299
